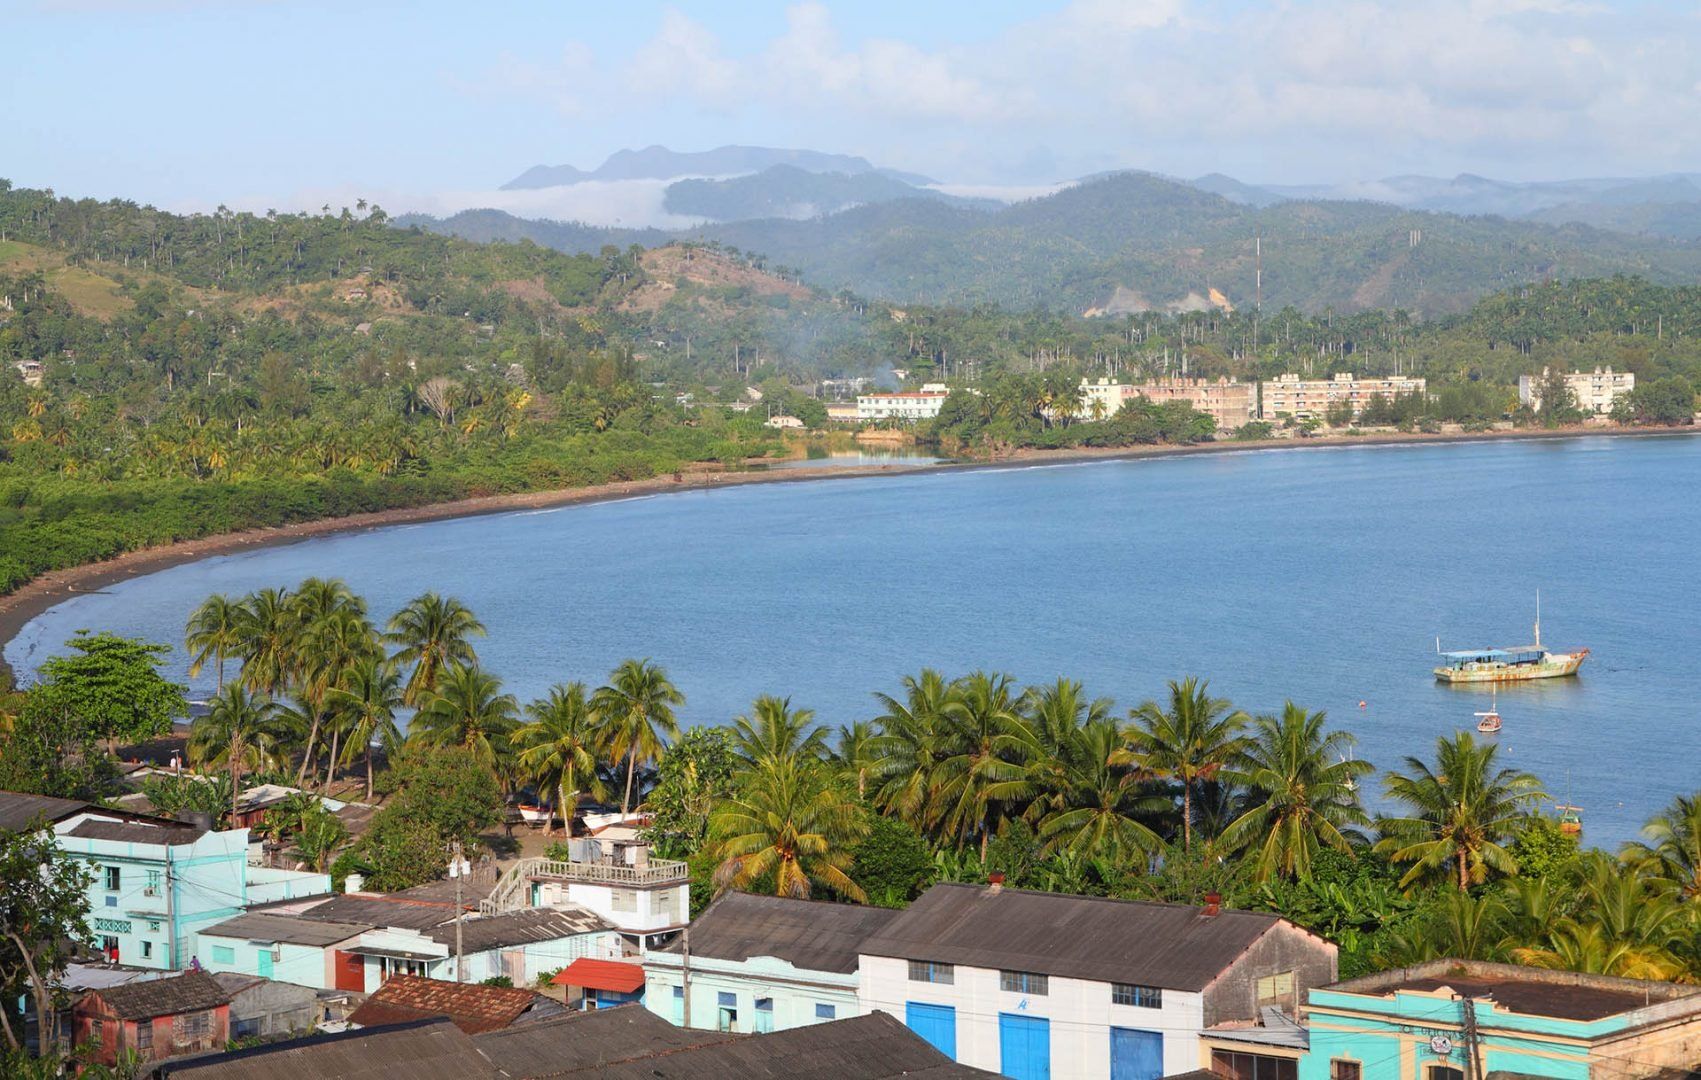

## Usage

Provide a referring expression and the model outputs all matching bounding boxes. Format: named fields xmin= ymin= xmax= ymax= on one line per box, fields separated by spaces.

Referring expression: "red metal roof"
xmin=553 ymin=958 xmax=645 ymax=994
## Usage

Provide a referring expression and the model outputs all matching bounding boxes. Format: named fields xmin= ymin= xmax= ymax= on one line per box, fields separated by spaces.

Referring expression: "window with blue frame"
xmin=717 ymin=991 xmax=738 ymax=1032
xmin=755 ymin=997 xmax=774 ymax=1033
xmin=908 ymin=960 xmax=954 ymax=984
xmin=1113 ymin=983 xmax=1162 ymax=1008
xmin=1001 ymin=970 xmax=1049 ymax=995
xmin=816 ymin=1003 xmax=835 ymax=1020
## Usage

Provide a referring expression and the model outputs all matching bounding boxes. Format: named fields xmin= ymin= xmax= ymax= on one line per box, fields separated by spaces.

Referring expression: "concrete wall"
xmin=229 ymin=980 xmax=320 ymax=1039
xmin=197 ymin=935 xmax=345 ymax=990
xmin=645 ymin=953 xmax=859 ymax=1033
xmin=1203 ymin=922 xmax=1337 ymax=1027
xmin=448 ymin=930 xmax=624 ymax=987
xmin=858 ymin=954 xmax=1206 ymax=1080
xmin=246 ymin=865 xmax=332 ymax=904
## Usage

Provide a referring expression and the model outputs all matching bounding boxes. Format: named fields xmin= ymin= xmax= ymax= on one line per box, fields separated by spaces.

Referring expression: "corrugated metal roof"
xmin=655 ymin=891 xmax=900 ymax=974
xmin=428 ymin=905 xmax=612 ymax=952
xmin=0 ymin=791 xmax=88 ymax=832
xmin=860 ymin=883 xmax=1281 ymax=991
xmin=571 ymin=1011 xmax=996 ymax=1078
xmin=85 ymin=970 xmax=230 ymax=1020
xmin=159 ymin=1018 xmax=500 ymax=1079
xmin=347 ymin=976 xmax=546 ymax=1035
xmin=66 ymin=818 xmax=207 ymax=845
xmin=301 ymin=895 xmax=460 ymax=931
xmin=553 ymin=959 xmax=645 ymax=994
xmin=471 ymin=1006 xmax=724 ymax=1077
xmin=202 ymin=912 xmax=375 ymax=947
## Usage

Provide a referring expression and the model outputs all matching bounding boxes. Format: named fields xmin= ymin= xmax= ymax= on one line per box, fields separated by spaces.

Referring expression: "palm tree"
xmin=1117 ymin=677 xmax=1249 ymax=853
xmin=1622 ymin=794 xmax=1701 ymax=897
xmin=932 ymin=671 xmax=1033 ymax=859
xmin=385 ymin=593 xmax=485 ymax=706
xmin=296 ymin=607 xmax=380 ymax=788
xmin=709 ymin=756 xmax=868 ymax=901
xmin=326 ymin=656 xmax=404 ymax=800
xmin=869 ymin=669 xmax=959 ymax=828
xmin=187 ymin=684 xmax=284 ymax=823
xmin=185 ymin=593 xmax=245 ymax=690
xmin=590 ymin=659 xmax=683 ymax=815
xmin=512 ymin=683 xmax=608 ymax=836
xmin=1035 ymin=715 xmax=1167 ymax=862
xmin=1219 ymin=703 xmax=1372 ymax=881
xmin=235 ymin=587 xmax=298 ymax=696
xmin=731 ymin=695 xmax=825 ymax=768
xmin=1376 ymin=731 xmax=1546 ymax=890
xmin=831 ymin=720 xmax=880 ymax=800
xmin=412 ymin=662 xmax=518 ymax=769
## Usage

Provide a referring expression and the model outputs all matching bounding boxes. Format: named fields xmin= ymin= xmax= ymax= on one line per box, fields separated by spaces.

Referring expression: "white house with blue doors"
xmin=642 ymin=891 xmax=899 ymax=1033
xmin=857 ymin=882 xmax=1336 ymax=1080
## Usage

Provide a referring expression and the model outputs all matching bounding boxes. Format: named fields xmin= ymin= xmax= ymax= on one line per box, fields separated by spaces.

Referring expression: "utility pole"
xmin=681 ymin=927 xmax=692 ymax=1028
xmin=450 ymin=839 xmax=465 ymax=982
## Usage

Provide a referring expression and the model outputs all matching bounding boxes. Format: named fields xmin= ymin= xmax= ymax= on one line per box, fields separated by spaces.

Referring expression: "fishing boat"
xmin=1474 ymin=691 xmax=1502 ymax=734
xmin=1434 ymin=593 xmax=1588 ymax=684
xmin=1556 ymin=803 xmax=1584 ymax=836
xmin=516 ymin=803 xmax=553 ymax=828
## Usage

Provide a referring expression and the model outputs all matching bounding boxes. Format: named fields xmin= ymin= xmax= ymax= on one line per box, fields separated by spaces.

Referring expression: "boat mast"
xmin=1534 ymin=590 xmax=1542 ymax=649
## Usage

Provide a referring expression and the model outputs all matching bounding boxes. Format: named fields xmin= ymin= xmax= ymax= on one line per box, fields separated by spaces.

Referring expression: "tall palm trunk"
xmin=296 ymin=710 xmax=322 ymax=788
xmin=1182 ymin=780 xmax=1194 ymax=854
xmin=365 ymin=744 xmax=376 ymax=801
xmin=1458 ymin=849 xmax=1470 ymax=892
xmin=558 ymin=780 xmax=571 ymax=838
xmin=623 ymin=746 xmax=638 ymax=816
xmin=229 ymin=734 xmax=243 ymax=825
xmin=325 ymin=728 xmax=342 ymax=792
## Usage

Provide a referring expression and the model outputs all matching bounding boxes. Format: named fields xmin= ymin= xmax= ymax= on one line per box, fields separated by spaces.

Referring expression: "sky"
xmin=8 ymin=0 xmax=1701 ymax=219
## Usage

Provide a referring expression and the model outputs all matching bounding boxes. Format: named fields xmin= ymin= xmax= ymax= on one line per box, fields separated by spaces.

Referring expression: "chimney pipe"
xmin=987 ymin=871 xmax=1005 ymax=895
xmin=1203 ymin=891 xmax=1221 ymax=917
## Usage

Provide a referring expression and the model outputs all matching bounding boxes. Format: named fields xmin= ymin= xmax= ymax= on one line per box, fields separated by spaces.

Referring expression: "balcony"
xmin=528 ymin=857 xmax=688 ymax=887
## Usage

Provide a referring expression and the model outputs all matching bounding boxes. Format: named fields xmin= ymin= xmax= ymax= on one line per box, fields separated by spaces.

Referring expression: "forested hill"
xmin=405 ymin=172 xmax=1701 ymax=317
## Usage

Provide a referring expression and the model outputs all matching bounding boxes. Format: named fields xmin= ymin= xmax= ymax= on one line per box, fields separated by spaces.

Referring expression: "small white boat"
xmin=517 ymin=804 xmax=553 ymax=828
xmin=1475 ymin=689 xmax=1502 ymax=734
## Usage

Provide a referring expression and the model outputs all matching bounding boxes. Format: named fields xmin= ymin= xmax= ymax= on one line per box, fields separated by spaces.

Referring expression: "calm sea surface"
xmin=10 ymin=435 xmax=1699 ymax=847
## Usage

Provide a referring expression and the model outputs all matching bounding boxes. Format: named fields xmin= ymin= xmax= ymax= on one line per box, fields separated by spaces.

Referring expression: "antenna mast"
xmin=1534 ymin=590 xmax=1542 ymax=649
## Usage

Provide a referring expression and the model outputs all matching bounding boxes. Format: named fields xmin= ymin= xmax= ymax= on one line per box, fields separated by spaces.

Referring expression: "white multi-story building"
xmin=1260 ymin=372 xmax=1427 ymax=421
xmin=1078 ymin=377 xmax=1257 ymax=429
xmin=856 ymin=882 xmax=1336 ymax=1080
xmin=480 ymin=835 xmax=689 ymax=951
xmin=1519 ymin=366 xmax=1635 ymax=415
xmin=856 ymin=384 xmax=952 ymax=422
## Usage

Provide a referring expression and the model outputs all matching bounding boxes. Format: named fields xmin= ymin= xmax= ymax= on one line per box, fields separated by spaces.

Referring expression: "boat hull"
xmin=1434 ymin=652 xmax=1587 ymax=683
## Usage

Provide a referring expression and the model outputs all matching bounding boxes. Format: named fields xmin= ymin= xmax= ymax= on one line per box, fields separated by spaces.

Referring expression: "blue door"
xmin=258 ymin=948 xmax=274 ymax=979
xmin=905 ymin=1002 xmax=957 ymax=1059
xmin=999 ymin=1013 xmax=1050 ymax=1080
xmin=1111 ymin=1027 xmax=1164 ymax=1080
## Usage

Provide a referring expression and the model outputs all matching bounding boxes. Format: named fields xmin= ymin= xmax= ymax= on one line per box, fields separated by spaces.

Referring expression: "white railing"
xmin=479 ymin=855 xmax=688 ymax=915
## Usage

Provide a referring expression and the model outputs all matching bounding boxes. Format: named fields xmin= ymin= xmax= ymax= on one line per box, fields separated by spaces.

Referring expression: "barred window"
xmin=1113 ymin=983 xmax=1163 ymax=1008
xmin=1000 ymin=970 xmax=1049 ymax=995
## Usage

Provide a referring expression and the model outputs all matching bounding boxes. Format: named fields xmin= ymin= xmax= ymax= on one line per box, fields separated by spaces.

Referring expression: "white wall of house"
xmin=196 ymin=935 xmax=344 ymax=990
xmin=449 ymin=930 xmax=625 ymax=986
xmin=858 ymin=954 xmax=1205 ymax=1080
xmin=245 ymin=865 xmax=333 ymax=905
xmin=533 ymin=881 xmax=686 ymax=938
xmin=644 ymin=952 xmax=860 ymax=1033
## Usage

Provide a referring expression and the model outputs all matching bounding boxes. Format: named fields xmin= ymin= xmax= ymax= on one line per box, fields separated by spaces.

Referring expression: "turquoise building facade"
xmin=1301 ymin=961 xmax=1701 ymax=1080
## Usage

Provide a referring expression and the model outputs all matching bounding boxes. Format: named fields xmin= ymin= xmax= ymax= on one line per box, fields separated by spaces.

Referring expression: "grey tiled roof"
xmin=87 ymin=970 xmax=230 ymax=1020
xmin=202 ymin=912 xmax=375 ymax=947
xmin=428 ymin=905 xmax=612 ymax=953
xmin=656 ymin=891 xmax=900 ymax=974
xmin=0 ymin=791 xmax=88 ymax=832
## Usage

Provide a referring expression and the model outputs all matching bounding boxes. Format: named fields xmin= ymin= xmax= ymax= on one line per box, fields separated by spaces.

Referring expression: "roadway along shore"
xmin=2 ymin=423 xmax=1694 ymax=683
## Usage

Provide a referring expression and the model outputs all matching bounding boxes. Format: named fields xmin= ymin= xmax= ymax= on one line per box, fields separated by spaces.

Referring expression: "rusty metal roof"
xmin=301 ymin=894 xmax=461 ymax=931
xmin=861 ymin=883 xmax=1285 ymax=991
xmin=84 ymin=970 xmax=230 ymax=1020
xmin=347 ymin=975 xmax=547 ymax=1035
xmin=654 ymin=891 xmax=900 ymax=975
xmin=158 ymin=1018 xmax=500 ymax=1079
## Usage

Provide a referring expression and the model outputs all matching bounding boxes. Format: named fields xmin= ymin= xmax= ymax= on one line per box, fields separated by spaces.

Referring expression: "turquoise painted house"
xmin=0 ymin=793 xmax=328 ymax=972
xmin=1301 ymin=960 xmax=1701 ymax=1080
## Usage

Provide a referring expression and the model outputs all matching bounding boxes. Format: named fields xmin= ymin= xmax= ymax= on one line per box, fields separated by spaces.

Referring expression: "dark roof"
xmin=202 ymin=912 xmax=374 ymax=947
xmin=657 ymin=891 xmax=900 ymax=975
xmin=471 ymin=1006 xmax=725 ymax=1077
xmin=860 ymin=883 xmax=1286 ymax=991
xmin=1324 ymin=960 xmax=1701 ymax=1023
xmin=302 ymin=894 xmax=460 ymax=931
xmin=86 ymin=970 xmax=229 ymax=1020
xmin=66 ymin=817 xmax=207 ymax=846
xmin=568 ymin=1011 xmax=996 ymax=1078
xmin=388 ymin=876 xmax=496 ymax=903
xmin=0 ymin=791 xmax=88 ymax=832
xmin=157 ymin=1018 xmax=499 ymax=1079
xmin=1162 ymin=1071 xmax=1227 ymax=1080
xmin=347 ymin=975 xmax=547 ymax=1035
xmin=428 ymin=906 xmax=612 ymax=952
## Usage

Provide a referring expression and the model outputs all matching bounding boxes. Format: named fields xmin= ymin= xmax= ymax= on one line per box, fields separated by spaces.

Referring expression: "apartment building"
xmin=1078 ymin=377 xmax=1258 ymax=430
xmin=1518 ymin=367 xmax=1635 ymax=415
xmin=1260 ymin=373 xmax=1428 ymax=421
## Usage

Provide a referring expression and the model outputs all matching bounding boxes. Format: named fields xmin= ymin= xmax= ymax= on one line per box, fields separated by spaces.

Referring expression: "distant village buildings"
xmin=1079 ymin=377 xmax=1258 ymax=430
xmin=1259 ymin=372 xmax=1428 ymax=421
xmin=857 ymin=384 xmax=952 ymax=422
xmin=1519 ymin=366 xmax=1635 ymax=415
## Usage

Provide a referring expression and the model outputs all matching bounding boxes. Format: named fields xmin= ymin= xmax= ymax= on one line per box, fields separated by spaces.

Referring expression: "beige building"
xmin=1519 ymin=366 xmax=1635 ymax=415
xmin=1078 ymin=377 xmax=1257 ymax=430
xmin=857 ymin=383 xmax=952 ymax=422
xmin=1259 ymin=372 xmax=1427 ymax=421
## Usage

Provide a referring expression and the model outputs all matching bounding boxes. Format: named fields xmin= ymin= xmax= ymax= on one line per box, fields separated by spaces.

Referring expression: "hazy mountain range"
xmin=398 ymin=146 xmax=1701 ymax=316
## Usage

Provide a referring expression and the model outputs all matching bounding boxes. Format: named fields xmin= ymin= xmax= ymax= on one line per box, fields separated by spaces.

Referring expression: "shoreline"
xmin=3 ymin=423 xmax=1693 ymax=681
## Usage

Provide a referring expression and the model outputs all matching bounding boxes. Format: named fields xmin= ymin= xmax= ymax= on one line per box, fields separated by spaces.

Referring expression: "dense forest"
xmin=411 ymin=171 xmax=1701 ymax=315
xmin=2 ymin=180 xmax=1698 ymax=597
